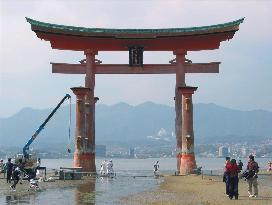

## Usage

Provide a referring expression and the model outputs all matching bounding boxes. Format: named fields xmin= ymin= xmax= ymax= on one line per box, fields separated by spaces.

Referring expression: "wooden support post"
xmin=174 ymin=50 xmax=186 ymax=173
xmin=179 ymin=86 xmax=198 ymax=175
xmin=93 ymin=97 xmax=99 ymax=161
xmin=84 ymin=49 xmax=97 ymax=173
xmin=71 ymin=87 xmax=90 ymax=171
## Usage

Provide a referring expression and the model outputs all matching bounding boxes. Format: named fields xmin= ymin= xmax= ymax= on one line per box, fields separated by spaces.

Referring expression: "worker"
xmin=100 ymin=160 xmax=107 ymax=175
xmin=99 ymin=163 xmax=104 ymax=175
xmin=106 ymin=159 xmax=114 ymax=176
xmin=10 ymin=166 xmax=21 ymax=191
xmin=17 ymin=158 xmax=25 ymax=184
xmin=6 ymin=158 xmax=13 ymax=183
xmin=36 ymin=158 xmax=41 ymax=167
xmin=36 ymin=158 xmax=41 ymax=176
xmin=100 ymin=160 xmax=109 ymax=175
xmin=0 ymin=159 xmax=4 ymax=178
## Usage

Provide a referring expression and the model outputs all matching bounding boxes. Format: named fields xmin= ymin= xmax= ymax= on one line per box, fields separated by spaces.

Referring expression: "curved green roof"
xmin=26 ymin=17 xmax=244 ymax=37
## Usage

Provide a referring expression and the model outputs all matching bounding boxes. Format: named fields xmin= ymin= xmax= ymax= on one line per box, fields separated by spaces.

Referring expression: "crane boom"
xmin=23 ymin=94 xmax=71 ymax=158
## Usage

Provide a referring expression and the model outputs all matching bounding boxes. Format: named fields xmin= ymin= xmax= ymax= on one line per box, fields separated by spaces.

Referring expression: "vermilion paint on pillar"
xmin=71 ymin=87 xmax=92 ymax=172
xmin=84 ymin=50 xmax=97 ymax=173
xmin=174 ymin=50 xmax=186 ymax=172
xmin=178 ymin=86 xmax=198 ymax=175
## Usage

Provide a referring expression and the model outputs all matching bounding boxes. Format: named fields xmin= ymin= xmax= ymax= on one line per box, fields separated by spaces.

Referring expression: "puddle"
xmin=0 ymin=170 xmax=163 ymax=205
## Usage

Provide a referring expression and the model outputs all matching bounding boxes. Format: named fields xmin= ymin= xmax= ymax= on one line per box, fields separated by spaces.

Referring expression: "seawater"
xmin=42 ymin=157 xmax=270 ymax=171
xmin=1 ymin=157 xmax=271 ymax=205
xmin=2 ymin=171 xmax=161 ymax=205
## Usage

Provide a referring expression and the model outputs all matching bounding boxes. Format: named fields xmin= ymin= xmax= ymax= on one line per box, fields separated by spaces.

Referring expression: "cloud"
xmin=1 ymin=0 xmax=272 ymax=117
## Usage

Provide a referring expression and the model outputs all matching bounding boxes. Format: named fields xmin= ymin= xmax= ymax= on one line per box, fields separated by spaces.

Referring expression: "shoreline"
xmin=1 ymin=171 xmax=271 ymax=205
xmin=0 ymin=171 xmax=161 ymax=205
xmin=0 ymin=176 xmax=95 ymax=197
xmin=120 ymin=174 xmax=272 ymax=205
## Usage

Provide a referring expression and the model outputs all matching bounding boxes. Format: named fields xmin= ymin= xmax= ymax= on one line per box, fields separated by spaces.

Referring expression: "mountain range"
xmin=0 ymin=102 xmax=271 ymax=150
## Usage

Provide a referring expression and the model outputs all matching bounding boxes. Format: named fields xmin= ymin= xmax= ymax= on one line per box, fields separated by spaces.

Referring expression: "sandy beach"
xmin=0 ymin=172 xmax=271 ymax=205
xmin=121 ymin=174 xmax=272 ymax=205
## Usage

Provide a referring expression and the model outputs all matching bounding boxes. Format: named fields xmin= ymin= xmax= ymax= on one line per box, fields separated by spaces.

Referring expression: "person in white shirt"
xmin=106 ymin=160 xmax=114 ymax=175
xmin=100 ymin=160 xmax=107 ymax=175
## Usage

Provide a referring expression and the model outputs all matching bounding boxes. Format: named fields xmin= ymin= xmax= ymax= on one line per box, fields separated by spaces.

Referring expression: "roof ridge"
xmin=25 ymin=17 xmax=244 ymax=35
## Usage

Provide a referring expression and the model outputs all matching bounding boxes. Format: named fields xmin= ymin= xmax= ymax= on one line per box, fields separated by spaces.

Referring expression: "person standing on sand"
xmin=6 ymin=158 xmax=13 ymax=183
xmin=237 ymin=160 xmax=243 ymax=172
xmin=246 ymin=155 xmax=259 ymax=198
xmin=36 ymin=158 xmax=41 ymax=176
xmin=17 ymin=158 xmax=25 ymax=184
xmin=100 ymin=160 xmax=107 ymax=175
xmin=154 ymin=161 xmax=159 ymax=176
xmin=223 ymin=157 xmax=231 ymax=196
xmin=106 ymin=159 xmax=114 ymax=175
xmin=268 ymin=161 xmax=272 ymax=172
xmin=0 ymin=159 xmax=4 ymax=178
xmin=10 ymin=166 xmax=21 ymax=191
xmin=226 ymin=159 xmax=239 ymax=200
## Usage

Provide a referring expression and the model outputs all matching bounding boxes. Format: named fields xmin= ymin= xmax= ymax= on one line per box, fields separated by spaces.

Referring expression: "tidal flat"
xmin=121 ymin=174 xmax=272 ymax=205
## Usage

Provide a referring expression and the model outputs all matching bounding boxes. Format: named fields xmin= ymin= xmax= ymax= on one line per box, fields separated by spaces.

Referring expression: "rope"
xmin=67 ymin=97 xmax=72 ymax=153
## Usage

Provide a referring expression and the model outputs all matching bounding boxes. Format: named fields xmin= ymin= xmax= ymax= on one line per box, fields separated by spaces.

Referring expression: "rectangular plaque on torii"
xmin=129 ymin=46 xmax=144 ymax=67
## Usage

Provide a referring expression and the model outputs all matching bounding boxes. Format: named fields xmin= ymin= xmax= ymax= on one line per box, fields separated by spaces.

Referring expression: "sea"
xmin=0 ymin=157 xmax=271 ymax=205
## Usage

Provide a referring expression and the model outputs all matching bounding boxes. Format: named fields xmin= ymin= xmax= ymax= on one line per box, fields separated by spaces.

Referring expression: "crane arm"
xmin=23 ymin=94 xmax=71 ymax=158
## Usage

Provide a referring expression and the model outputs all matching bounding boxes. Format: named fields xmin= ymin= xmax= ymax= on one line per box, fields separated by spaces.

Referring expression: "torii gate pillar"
xmin=178 ymin=86 xmax=198 ymax=175
xmin=84 ymin=49 xmax=97 ymax=173
xmin=71 ymin=87 xmax=93 ymax=172
xmin=174 ymin=50 xmax=186 ymax=173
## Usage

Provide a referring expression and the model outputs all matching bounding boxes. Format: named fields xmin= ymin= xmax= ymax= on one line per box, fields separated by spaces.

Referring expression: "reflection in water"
xmin=6 ymin=194 xmax=31 ymax=204
xmin=1 ymin=170 xmax=162 ymax=205
xmin=75 ymin=179 xmax=96 ymax=205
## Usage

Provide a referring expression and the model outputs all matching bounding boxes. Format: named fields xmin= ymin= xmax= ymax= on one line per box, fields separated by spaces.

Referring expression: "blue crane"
xmin=23 ymin=94 xmax=71 ymax=158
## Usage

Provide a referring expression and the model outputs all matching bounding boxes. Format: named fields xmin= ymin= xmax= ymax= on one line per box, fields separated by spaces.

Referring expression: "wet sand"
xmin=0 ymin=176 xmax=95 ymax=199
xmin=121 ymin=174 xmax=272 ymax=205
xmin=0 ymin=173 xmax=159 ymax=205
xmin=1 ymin=173 xmax=271 ymax=205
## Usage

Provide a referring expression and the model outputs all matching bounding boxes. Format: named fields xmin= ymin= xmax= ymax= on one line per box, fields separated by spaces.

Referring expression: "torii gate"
xmin=27 ymin=17 xmax=243 ymax=174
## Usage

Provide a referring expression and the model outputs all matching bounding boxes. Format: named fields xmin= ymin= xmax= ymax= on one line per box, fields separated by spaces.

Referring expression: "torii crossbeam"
xmin=51 ymin=62 xmax=220 ymax=74
xmin=27 ymin=17 xmax=244 ymax=174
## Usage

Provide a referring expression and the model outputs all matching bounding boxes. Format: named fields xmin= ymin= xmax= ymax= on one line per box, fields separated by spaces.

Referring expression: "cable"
xmin=67 ymin=97 xmax=72 ymax=153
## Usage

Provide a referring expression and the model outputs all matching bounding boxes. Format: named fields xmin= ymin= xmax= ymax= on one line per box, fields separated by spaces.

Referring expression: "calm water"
xmin=0 ymin=157 xmax=271 ymax=205
xmin=42 ymin=157 xmax=271 ymax=171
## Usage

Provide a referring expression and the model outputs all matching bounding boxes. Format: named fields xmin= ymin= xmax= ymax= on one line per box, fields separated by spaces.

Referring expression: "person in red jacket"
xmin=226 ymin=159 xmax=239 ymax=200
xmin=223 ymin=157 xmax=231 ymax=196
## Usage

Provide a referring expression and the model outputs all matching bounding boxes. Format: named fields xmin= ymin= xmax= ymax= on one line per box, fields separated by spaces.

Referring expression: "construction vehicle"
xmin=15 ymin=94 xmax=71 ymax=176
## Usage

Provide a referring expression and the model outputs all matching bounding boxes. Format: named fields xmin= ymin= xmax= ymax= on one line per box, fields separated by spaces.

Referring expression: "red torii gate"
xmin=27 ymin=17 xmax=243 ymax=175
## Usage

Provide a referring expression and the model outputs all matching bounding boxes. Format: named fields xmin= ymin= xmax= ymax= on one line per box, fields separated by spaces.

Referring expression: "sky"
xmin=0 ymin=0 xmax=272 ymax=118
